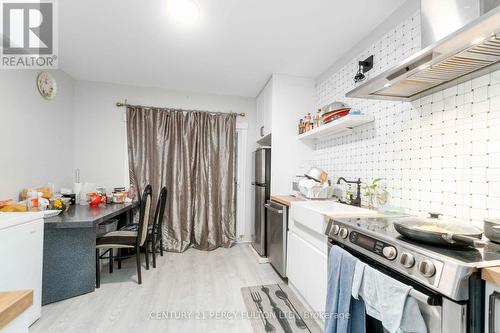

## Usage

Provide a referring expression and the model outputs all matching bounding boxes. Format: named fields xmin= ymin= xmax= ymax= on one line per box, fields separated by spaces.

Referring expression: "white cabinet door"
xmin=256 ymin=89 xmax=265 ymax=139
xmin=262 ymin=79 xmax=272 ymax=137
xmin=287 ymin=230 xmax=327 ymax=314
xmin=486 ymin=281 xmax=500 ymax=333
xmin=256 ymin=78 xmax=272 ymax=138
xmin=287 ymin=231 xmax=307 ymax=297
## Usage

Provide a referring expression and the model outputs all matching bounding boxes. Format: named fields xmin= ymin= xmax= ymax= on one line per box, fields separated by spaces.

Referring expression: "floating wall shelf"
xmin=297 ymin=114 xmax=374 ymax=142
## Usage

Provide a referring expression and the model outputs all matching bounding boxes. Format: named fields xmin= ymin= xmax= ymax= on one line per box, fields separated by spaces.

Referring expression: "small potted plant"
xmin=363 ymin=178 xmax=389 ymax=209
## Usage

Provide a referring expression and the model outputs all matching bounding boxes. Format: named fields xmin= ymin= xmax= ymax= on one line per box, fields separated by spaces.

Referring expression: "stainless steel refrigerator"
xmin=252 ymin=147 xmax=271 ymax=257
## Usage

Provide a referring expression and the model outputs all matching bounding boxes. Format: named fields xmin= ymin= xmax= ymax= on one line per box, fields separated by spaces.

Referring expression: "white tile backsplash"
xmin=310 ymin=10 xmax=500 ymax=226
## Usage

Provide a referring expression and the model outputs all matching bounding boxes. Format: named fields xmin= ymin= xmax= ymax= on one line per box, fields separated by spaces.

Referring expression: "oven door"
xmin=327 ymin=241 xmax=467 ymax=333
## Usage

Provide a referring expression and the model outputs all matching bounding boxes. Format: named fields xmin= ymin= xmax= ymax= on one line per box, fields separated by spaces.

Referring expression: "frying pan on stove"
xmin=393 ymin=214 xmax=485 ymax=248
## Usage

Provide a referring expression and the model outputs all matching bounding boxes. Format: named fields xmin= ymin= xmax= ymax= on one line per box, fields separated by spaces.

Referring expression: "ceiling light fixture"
xmin=166 ymin=0 xmax=200 ymax=26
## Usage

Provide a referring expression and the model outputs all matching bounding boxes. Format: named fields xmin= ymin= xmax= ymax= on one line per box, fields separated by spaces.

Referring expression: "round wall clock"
xmin=37 ymin=72 xmax=57 ymax=100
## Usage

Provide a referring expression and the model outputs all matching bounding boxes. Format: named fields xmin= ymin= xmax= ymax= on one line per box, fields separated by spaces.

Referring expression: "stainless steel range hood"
xmin=346 ymin=0 xmax=500 ymax=101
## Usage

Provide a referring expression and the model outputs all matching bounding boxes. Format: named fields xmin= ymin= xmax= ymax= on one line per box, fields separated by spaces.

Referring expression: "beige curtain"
xmin=126 ymin=106 xmax=237 ymax=252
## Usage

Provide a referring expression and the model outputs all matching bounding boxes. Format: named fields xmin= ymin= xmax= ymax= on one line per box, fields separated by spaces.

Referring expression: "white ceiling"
xmin=59 ymin=0 xmax=407 ymax=97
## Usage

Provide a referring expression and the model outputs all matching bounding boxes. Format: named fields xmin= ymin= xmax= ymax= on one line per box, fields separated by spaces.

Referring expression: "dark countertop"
xmin=44 ymin=202 xmax=138 ymax=228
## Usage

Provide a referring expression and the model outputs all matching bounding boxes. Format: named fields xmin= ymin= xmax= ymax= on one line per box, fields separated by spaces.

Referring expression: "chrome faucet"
xmin=337 ymin=177 xmax=362 ymax=207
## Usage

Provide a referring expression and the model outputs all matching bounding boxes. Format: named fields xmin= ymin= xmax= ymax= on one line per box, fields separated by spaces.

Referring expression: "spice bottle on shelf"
xmin=315 ymin=109 xmax=322 ymax=128
xmin=303 ymin=114 xmax=310 ymax=132
xmin=308 ymin=113 xmax=314 ymax=130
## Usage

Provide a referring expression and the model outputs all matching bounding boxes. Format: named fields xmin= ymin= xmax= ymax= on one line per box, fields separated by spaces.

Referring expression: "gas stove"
xmin=325 ymin=216 xmax=500 ymax=301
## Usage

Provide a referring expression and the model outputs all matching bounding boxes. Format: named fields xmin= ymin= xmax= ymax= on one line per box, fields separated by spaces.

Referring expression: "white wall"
xmin=73 ymin=80 xmax=257 ymax=241
xmin=310 ymin=8 xmax=500 ymax=227
xmin=270 ymin=74 xmax=315 ymax=195
xmin=0 ymin=70 xmax=75 ymax=200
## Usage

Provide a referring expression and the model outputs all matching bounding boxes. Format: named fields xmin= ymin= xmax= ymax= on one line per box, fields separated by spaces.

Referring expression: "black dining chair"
xmin=119 ymin=186 xmax=167 ymax=269
xmin=150 ymin=187 xmax=167 ymax=268
xmin=95 ymin=184 xmax=152 ymax=287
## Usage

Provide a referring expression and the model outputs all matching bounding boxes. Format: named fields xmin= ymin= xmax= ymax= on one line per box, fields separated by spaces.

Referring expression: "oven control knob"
xmin=399 ymin=253 xmax=415 ymax=268
xmin=382 ymin=246 xmax=397 ymax=260
xmin=418 ymin=260 xmax=436 ymax=278
xmin=339 ymin=227 xmax=349 ymax=239
xmin=331 ymin=224 xmax=340 ymax=236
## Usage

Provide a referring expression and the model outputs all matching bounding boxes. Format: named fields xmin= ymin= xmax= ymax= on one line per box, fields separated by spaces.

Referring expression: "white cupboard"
xmin=256 ymin=88 xmax=264 ymax=137
xmin=287 ymin=229 xmax=328 ymax=315
xmin=258 ymin=74 xmax=315 ymax=195
xmin=256 ymin=78 xmax=272 ymax=138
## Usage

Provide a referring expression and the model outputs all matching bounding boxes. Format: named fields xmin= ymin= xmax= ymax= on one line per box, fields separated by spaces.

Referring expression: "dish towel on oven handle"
xmin=325 ymin=245 xmax=366 ymax=333
xmin=352 ymin=261 xmax=428 ymax=333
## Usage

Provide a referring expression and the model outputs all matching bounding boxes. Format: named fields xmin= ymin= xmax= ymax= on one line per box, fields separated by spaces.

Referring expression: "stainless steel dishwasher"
xmin=264 ymin=200 xmax=288 ymax=278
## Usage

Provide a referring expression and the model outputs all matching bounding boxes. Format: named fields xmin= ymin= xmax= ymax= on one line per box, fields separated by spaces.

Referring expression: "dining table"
xmin=42 ymin=202 xmax=138 ymax=305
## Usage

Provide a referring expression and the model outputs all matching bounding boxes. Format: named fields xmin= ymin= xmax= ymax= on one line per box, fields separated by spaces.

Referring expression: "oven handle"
xmin=329 ymin=240 xmax=442 ymax=306
xmin=489 ymin=291 xmax=500 ymax=333
xmin=409 ymin=288 xmax=441 ymax=306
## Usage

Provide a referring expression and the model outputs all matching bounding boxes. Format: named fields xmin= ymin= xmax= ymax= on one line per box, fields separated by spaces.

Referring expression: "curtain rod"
xmin=115 ymin=101 xmax=246 ymax=117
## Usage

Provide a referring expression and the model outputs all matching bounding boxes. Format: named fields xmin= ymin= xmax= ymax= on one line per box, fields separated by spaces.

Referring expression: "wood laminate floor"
xmin=30 ymin=244 xmax=283 ymax=333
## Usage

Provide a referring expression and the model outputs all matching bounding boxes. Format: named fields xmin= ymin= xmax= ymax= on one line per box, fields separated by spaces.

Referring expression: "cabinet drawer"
xmin=287 ymin=230 xmax=327 ymax=314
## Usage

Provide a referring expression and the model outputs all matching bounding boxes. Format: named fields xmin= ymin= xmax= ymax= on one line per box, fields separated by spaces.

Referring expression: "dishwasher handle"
xmin=264 ymin=204 xmax=283 ymax=214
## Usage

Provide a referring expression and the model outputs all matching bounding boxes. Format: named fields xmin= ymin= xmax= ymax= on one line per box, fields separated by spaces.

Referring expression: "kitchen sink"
xmin=290 ymin=200 xmax=379 ymax=235
xmin=293 ymin=200 xmax=369 ymax=212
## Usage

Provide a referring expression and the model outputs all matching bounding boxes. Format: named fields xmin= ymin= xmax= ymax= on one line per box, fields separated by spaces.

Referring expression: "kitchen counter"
xmin=270 ymin=195 xmax=382 ymax=218
xmin=42 ymin=202 xmax=138 ymax=305
xmin=0 ymin=290 xmax=33 ymax=331
xmin=482 ymin=267 xmax=500 ymax=285
xmin=323 ymin=209 xmax=384 ymax=220
xmin=270 ymin=195 xmax=305 ymax=206
xmin=291 ymin=200 xmax=380 ymax=236
xmin=44 ymin=202 xmax=138 ymax=228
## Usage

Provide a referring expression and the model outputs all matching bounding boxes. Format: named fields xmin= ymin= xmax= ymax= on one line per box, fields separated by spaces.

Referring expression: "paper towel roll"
xmin=73 ymin=183 xmax=82 ymax=205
